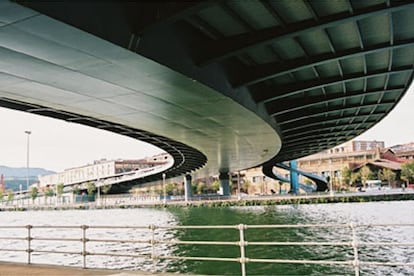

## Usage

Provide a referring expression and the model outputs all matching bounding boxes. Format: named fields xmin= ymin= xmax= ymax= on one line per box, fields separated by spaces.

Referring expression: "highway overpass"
xmin=1 ymin=1 xmax=413 ymax=187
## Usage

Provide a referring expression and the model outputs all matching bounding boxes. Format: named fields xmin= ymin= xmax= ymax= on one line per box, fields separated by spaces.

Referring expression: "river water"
xmin=0 ymin=201 xmax=413 ymax=275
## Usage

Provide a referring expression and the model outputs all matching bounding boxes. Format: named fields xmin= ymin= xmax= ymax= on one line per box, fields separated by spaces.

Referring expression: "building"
xmin=296 ymin=140 xmax=386 ymax=185
xmin=0 ymin=174 xmax=4 ymax=192
xmin=390 ymin=143 xmax=414 ymax=161
xmin=324 ymin=140 xmax=385 ymax=154
xmin=37 ymin=153 xmax=172 ymax=188
xmin=242 ymin=140 xmax=414 ymax=193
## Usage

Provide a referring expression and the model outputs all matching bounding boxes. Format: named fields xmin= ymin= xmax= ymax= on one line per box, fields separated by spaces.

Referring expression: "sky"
xmin=0 ymin=108 xmax=163 ymax=172
xmin=356 ymin=84 xmax=414 ymax=147
xmin=0 ymin=84 xmax=413 ymax=172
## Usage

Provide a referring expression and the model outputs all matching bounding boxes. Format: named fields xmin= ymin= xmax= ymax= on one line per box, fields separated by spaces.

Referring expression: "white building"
xmin=37 ymin=153 xmax=172 ymax=188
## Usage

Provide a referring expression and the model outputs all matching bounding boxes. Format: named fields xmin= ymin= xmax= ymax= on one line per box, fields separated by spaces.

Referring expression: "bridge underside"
xmin=1 ymin=1 xmax=413 ymax=184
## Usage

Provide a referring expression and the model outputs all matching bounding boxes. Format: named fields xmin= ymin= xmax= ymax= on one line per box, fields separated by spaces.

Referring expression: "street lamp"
xmin=162 ymin=173 xmax=166 ymax=205
xmin=237 ymin=171 xmax=241 ymax=200
xmin=329 ymin=159 xmax=334 ymax=197
xmin=25 ymin=130 xmax=31 ymax=192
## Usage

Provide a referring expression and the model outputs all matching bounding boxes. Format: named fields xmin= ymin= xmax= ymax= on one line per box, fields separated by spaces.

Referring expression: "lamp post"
xmin=329 ymin=159 xmax=334 ymax=197
xmin=237 ymin=171 xmax=241 ymax=200
xmin=25 ymin=130 xmax=31 ymax=193
xmin=162 ymin=173 xmax=166 ymax=205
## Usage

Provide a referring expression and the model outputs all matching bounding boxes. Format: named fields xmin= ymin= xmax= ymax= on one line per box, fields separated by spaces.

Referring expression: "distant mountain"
xmin=3 ymin=179 xmax=38 ymax=192
xmin=0 ymin=165 xmax=55 ymax=179
xmin=0 ymin=166 xmax=55 ymax=192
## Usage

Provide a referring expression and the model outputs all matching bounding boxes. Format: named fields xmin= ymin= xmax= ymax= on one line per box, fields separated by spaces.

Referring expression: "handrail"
xmin=0 ymin=223 xmax=413 ymax=275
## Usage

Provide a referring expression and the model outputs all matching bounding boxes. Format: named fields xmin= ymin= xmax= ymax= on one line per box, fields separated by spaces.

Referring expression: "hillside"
xmin=0 ymin=166 xmax=55 ymax=191
xmin=0 ymin=165 xmax=55 ymax=179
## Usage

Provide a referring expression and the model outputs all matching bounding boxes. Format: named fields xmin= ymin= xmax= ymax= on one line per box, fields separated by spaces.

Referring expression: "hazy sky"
xmin=357 ymin=83 xmax=414 ymax=147
xmin=0 ymin=108 xmax=163 ymax=172
xmin=0 ymin=84 xmax=412 ymax=172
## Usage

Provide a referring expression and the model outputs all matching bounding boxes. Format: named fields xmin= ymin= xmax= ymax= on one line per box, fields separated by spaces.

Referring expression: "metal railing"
xmin=0 ymin=223 xmax=413 ymax=275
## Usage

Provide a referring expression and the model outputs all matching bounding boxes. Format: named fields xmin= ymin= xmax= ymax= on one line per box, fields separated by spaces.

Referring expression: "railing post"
xmin=149 ymin=224 xmax=156 ymax=273
xmin=238 ymin=224 xmax=247 ymax=276
xmin=350 ymin=223 xmax=359 ymax=276
xmin=26 ymin=225 xmax=32 ymax=264
xmin=81 ymin=225 xmax=89 ymax=269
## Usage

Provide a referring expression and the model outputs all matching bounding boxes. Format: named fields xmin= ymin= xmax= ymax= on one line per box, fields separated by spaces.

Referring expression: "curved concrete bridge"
xmin=0 ymin=1 xmax=413 ymax=187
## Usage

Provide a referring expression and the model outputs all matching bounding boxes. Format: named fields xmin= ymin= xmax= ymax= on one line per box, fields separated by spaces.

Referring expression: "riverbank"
xmin=0 ymin=261 xmax=194 ymax=276
xmin=1 ymin=190 xmax=413 ymax=211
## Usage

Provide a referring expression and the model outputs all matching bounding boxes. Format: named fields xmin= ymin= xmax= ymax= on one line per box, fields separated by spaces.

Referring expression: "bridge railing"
xmin=0 ymin=223 xmax=413 ymax=275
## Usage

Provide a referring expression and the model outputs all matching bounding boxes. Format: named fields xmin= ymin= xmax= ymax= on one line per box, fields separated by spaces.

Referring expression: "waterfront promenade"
xmin=0 ymin=262 xmax=189 ymax=276
xmin=1 ymin=189 xmax=413 ymax=211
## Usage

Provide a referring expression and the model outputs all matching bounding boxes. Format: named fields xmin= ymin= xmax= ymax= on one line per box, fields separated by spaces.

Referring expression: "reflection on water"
xmin=0 ymin=201 xmax=413 ymax=275
xmin=0 ymin=209 xmax=177 ymax=270
xmin=169 ymin=201 xmax=414 ymax=275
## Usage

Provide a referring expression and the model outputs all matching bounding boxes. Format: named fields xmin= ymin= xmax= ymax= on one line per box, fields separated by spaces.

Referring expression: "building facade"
xmin=241 ymin=140 xmax=414 ymax=193
xmin=37 ymin=153 xmax=172 ymax=188
xmin=296 ymin=141 xmax=385 ymax=187
xmin=243 ymin=140 xmax=414 ymax=194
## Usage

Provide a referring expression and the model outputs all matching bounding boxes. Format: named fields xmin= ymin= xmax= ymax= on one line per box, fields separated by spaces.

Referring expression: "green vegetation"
xmin=379 ymin=168 xmax=396 ymax=187
xmin=72 ymin=185 xmax=80 ymax=195
xmin=360 ymin=166 xmax=373 ymax=187
xmin=57 ymin=183 xmax=64 ymax=198
xmin=30 ymin=186 xmax=38 ymax=203
xmin=242 ymin=180 xmax=250 ymax=193
xmin=102 ymin=184 xmax=111 ymax=195
xmin=87 ymin=182 xmax=96 ymax=200
xmin=7 ymin=189 xmax=14 ymax=204
xmin=341 ymin=167 xmax=352 ymax=187
xmin=401 ymin=161 xmax=414 ymax=184
xmin=196 ymin=182 xmax=206 ymax=195
xmin=211 ymin=180 xmax=220 ymax=193
xmin=45 ymin=187 xmax=54 ymax=197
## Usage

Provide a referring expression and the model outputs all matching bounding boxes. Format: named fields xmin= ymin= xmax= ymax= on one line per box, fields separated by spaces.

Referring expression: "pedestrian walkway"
xmin=0 ymin=262 xmax=187 ymax=276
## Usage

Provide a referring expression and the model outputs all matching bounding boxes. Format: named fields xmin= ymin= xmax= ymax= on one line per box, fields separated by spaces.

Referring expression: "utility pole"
xmin=25 ymin=130 xmax=31 ymax=205
xmin=162 ymin=173 xmax=166 ymax=205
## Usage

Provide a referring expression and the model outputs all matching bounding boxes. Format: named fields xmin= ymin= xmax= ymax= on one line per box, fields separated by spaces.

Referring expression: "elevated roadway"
xmin=1 ymin=1 xmax=413 ymax=186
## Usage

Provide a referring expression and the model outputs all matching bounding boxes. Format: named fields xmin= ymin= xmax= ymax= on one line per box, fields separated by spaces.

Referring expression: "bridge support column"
xmin=219 ymin=172 xmax=230 ymax=196
xmin=289 ymin=160 xmax=299 ymax=194
xmin=184 ymin=174 xmax=192 ymax=202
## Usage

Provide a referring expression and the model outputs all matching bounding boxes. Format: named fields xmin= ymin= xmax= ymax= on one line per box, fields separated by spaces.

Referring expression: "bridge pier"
xmin=219 ymin=172 xmax=230 ymax=196
xmin=289 ymin=160 xmax=299 ymax=194
xmin=184 ymin=174 xmax=192 ymax=202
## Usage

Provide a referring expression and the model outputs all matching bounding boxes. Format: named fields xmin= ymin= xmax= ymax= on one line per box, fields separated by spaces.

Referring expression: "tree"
xmin=30 ymin=186 xmax=38 ymax=203
xmin=341 ymin=167 xmax=352 ymax=186
xmin=72 ymin=185 xmax=80 ymax=195
xmin=165 ymin=183 xmax=175 ymax=195
xmin=351 ymin=171 xmax=361 ymax=186
xmin=101 ymin=185 xmax=112 ymax=205
xmin=242 ymin=180 xmax=251 ymax=194
xmin=211 ymin=180 xmax=220 ymax=193
xmin=380 ymin=168 xmax=396 ymax=187
xmin=196 ymin=182 xmax=205 ymax=195
xmin=57 ymin=183 xmax=64 ymax=197
xmin=401 ymin=161 xmax=414 ymax=185
xmin=175 ymin=183 xmax=184 ymax=195
xmin=44 ymin=187 xmax=54 ymax=205
xmin=360 ymin=166 xmax=373 ymax=187
xmin=87 ymin=182 xmax=96 ymax=200
xmin=0 ymin=189 xmax=3 ymax=202
xmin=102 ymin=184 xmax=111 ymax=195
xmin=45 ymin=187 xmax=54 ymax=197
xmin=7 ymin=189 xmax=14 ymax=204
xmin=191 ymin=182 xmax=197 ymax=195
